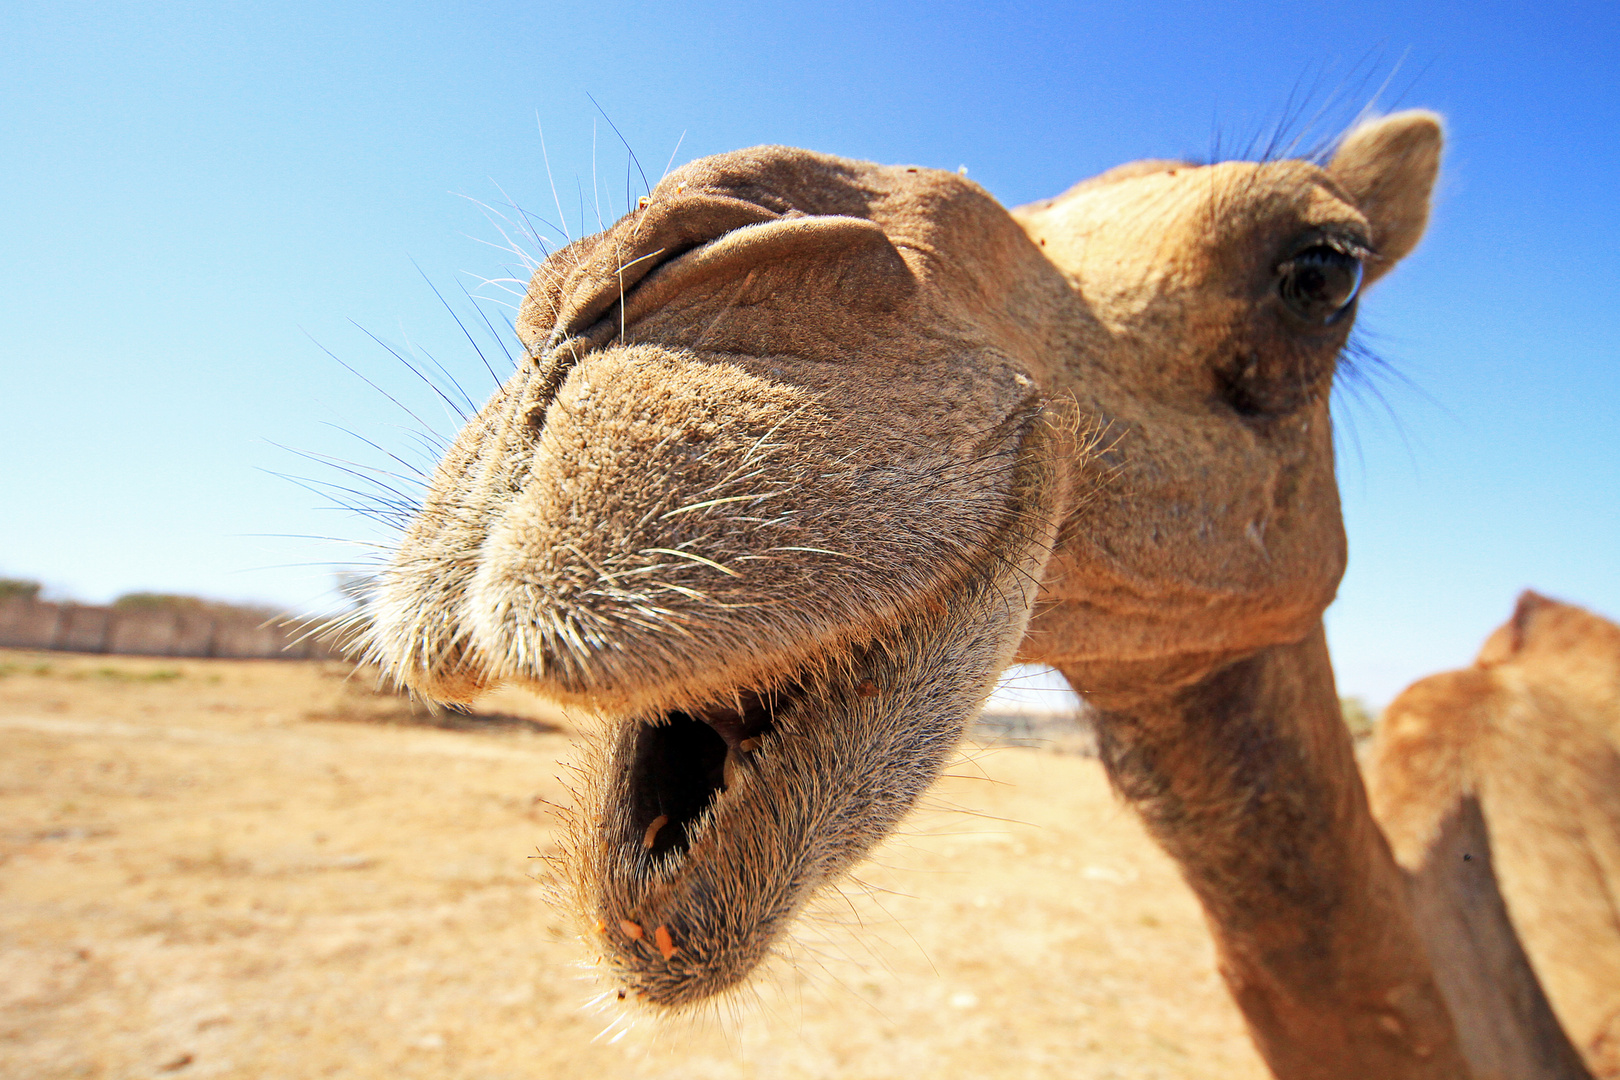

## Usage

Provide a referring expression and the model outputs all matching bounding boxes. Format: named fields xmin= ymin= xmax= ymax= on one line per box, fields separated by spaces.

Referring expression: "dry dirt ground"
xmin=0 ymin=649 xmax=1267 ymax=1079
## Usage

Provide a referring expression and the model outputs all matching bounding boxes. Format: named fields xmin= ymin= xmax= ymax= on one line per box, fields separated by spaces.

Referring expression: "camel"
xmin=367 ymin=110 xmax=1498 ymax=1077
xmin=1368 ymin=592 xmax=1620 ymax=1079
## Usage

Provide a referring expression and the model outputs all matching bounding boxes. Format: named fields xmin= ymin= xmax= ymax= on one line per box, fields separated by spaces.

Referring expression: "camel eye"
xmin=1277 ymin=244 xmax=1364 ymax=325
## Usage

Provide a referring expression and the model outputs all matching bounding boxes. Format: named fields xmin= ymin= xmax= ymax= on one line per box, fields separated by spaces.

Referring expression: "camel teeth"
xmin=642 ymin=815 xmax=669 ymax=851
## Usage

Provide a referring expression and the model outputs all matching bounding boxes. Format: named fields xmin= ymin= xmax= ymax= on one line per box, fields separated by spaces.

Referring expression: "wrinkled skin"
xmin=371 ymin=113 xmax=1478 ymax=1077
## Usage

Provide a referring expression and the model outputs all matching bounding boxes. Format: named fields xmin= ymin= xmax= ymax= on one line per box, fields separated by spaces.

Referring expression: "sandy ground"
xmin=0 ymin=649 xmax=1267 ymax=1079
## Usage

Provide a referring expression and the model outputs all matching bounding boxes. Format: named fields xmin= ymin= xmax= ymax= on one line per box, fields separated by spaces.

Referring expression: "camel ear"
xmin=1328 ymin=110 xmax=1443 ymax=283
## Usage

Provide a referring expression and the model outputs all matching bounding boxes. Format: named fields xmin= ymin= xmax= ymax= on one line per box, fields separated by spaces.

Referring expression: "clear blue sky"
xmin=2 ymin=1 xmax=1615 ymax=705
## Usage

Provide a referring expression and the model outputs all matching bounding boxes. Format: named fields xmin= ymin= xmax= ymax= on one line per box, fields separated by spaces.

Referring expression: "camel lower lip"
xmin=573 ymin=632 xmax=976 ymax=1009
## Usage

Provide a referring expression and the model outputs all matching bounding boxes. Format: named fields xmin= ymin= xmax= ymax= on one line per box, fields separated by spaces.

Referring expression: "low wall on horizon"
xmin=0 ymin=598 xmax=345 ymax=660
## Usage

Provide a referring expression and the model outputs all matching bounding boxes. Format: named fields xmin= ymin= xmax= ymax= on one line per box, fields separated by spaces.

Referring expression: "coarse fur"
xmin=1369 ymin=593 xmax=1620 ymax=1079
xmin=367 ymin=111 xmax=1503 ymax=1078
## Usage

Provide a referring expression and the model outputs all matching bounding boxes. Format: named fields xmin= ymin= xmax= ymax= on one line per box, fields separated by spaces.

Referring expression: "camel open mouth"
xmin=626 ymin=686 xmax=783 ymax=860
xmin=570 ymin=612 xmax=1008 ymax=1010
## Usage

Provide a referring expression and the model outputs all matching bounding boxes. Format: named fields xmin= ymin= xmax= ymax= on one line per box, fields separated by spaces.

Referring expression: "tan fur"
xmin=1370 ymin=594 xmax=1620 ymax=1078
xmin=370 ymin=112 xmax=1489 ymax=1077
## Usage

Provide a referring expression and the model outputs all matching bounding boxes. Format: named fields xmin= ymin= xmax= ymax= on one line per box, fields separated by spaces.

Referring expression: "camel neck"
xmin=1062 ymin=627 xmax=1471 ymax=1079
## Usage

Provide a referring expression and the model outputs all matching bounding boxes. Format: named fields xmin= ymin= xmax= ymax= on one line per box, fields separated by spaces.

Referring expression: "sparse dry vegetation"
xmin=0 ymin=579 xmax=42 ymax=602
xmin=1341 ymin=696 xmax=1379 ymax=741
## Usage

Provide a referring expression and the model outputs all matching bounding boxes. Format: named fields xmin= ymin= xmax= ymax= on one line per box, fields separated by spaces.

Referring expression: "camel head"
xmin=368 ymin=111 xmax=1442 ymax=1007
xmin=1367 ymin=592 xmax=1620 ymax=1078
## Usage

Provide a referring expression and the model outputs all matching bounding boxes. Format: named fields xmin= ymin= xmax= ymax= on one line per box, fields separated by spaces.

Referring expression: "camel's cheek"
xmin=1021 ymin=397 xmax=1345 ymax=682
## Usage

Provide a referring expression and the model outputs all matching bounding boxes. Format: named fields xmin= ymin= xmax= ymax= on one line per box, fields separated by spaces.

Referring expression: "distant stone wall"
xmin=0 ymin=599 xmax=343 ymax=660
xmin=974 ymin=704 xmax=1097 ymax=754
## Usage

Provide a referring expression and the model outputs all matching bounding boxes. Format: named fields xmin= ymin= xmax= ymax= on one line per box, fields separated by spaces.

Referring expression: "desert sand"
xmin=0 ymin=648 xmax=1265 ymax=1079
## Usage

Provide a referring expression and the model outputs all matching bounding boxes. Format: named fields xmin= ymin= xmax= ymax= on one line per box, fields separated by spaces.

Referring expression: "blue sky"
xmin=2 ymin=1 xmax=1615 ymax=704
